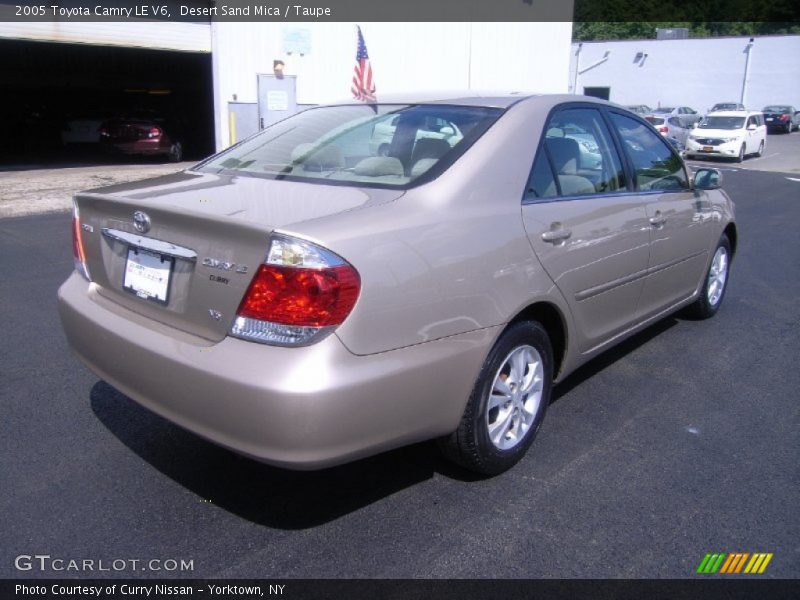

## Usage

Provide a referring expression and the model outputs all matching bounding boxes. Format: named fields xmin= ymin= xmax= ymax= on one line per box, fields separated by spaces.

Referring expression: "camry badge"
xmin=133 ymin=211 xmax=151 ymax=234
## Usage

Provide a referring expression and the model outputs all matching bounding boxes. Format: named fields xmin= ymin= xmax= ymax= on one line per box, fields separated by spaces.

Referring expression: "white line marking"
xmin=786 ymin=177 xmax=800 ymax=182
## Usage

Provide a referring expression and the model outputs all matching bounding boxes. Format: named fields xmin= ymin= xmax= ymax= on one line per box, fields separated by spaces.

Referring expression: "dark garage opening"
xmin=0 ymin=39 xmax=214 ymax=165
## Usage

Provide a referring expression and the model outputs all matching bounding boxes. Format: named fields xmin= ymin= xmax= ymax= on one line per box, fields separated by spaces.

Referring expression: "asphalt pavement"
xmin=1 ymin=169 xmax=798 ymax=579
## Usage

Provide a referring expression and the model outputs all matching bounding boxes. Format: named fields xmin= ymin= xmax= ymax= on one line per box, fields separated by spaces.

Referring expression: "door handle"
xmin=649 ymin=212 xmax=667 ymax=227
xmin=541 ymin=226 xmax=572 ymax=243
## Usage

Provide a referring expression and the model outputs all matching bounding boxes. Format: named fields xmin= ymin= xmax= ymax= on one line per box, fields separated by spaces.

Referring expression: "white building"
xmin=0 ymin=20 xmax=574 ymax=157
xmin=212 ymin=22 xmax=574 ymax=151
xmin=569 ymin=34 xmax=800 ymax=113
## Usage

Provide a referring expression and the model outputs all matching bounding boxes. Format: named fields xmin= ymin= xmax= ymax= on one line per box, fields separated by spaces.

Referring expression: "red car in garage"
xmin=100 ymin=113 xmax=184 ymax=162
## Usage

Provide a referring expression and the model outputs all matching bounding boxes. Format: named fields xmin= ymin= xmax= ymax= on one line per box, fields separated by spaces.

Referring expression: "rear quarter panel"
xmin=289 ymin=98 xmax=573 ymax=357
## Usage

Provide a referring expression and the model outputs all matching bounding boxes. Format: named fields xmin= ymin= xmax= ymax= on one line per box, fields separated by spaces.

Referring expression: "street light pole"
xmin=741 ymin=38 xmax=754 ymax=106
xmin=572 ymin=43 xmax=582 ymax=94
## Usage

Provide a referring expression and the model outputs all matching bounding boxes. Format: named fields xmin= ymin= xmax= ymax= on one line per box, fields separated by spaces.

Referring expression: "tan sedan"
xmin=58 ymin=94 xmax=736 ymax=475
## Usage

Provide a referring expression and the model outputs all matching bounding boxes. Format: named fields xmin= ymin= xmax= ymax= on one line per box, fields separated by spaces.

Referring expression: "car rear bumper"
xmin=104 ymin=139 xmax=168 ymax=155
xmin=58 ymin=272 xmax=496 ymax=469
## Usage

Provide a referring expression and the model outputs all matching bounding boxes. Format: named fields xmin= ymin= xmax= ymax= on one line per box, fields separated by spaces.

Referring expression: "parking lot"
xmin=1 ymin=141 xmax=799 ymax=579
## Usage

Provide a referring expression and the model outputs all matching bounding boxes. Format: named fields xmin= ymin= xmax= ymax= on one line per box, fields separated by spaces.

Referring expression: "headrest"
xmin=353 ymin=156 xmax=404 ymax=177
xmin=410 ymin=158 xmax=439 ymax=178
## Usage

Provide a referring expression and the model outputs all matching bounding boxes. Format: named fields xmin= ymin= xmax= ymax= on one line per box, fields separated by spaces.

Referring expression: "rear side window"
xmin=609 ymin=112 xmax=689 ymax=192
xmin=540 ymin=107 xmax=626 ymax=197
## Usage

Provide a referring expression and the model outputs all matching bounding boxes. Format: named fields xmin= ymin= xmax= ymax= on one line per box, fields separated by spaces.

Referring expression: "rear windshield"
xmin=698 ymin=116 xmax=745 ymax=130
xmin=645 ymin=116 xmax=665 ymax=125
xmin=652 ymin=107 xmax=674 ymax=113
xmin=762 ymin=105 xmax=791 ymax=113
xmin=196 ymin=104 xmax=503 ymax=189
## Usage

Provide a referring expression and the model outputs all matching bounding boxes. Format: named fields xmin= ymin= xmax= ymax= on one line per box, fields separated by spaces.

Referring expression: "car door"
xmin=522 ymin=106 xmax=651 ymax=353
xmin=686 ymin=107 xmax=701 ymax=127
xmin=744 ymin=115 xmax=758 ymax=153
xmin=608 ymin=110 xmax=714 ymax=319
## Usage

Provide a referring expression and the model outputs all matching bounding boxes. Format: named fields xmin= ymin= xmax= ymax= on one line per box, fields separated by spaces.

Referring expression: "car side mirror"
xmin=693 ymin=168 xmax=722 ymax=190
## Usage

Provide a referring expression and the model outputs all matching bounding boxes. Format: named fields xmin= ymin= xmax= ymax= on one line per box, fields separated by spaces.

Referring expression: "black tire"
xmin=168 ymin=141 xmax=183 ymax=163
xmin=687 ymin=234 xmax=732 ymax=319
xmin=439 ymin=321 xmax=553 ymax=476
xmin=735 ymin=144 xmax=745 ymax=163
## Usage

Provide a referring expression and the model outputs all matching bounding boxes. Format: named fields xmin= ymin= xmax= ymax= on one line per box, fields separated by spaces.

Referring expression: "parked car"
xmin=59 ymin=94 xmax=736 ymax=475
xmin=685 ymin=111 xmax=767 ymax=162
xmin=652 ymin=106 xmax=702 ymax=128
xmin=761 ymin=105 xmax=799 ymax=133
xmin=99 ymin=112 xmax=184 ymax=162
xmin=708 ymin=102 xmax=745 ymax=113
xmin=644 ymin=114 xmax=691 ymax=145
xmin=625 ymin=105 xmax=652 ymax=115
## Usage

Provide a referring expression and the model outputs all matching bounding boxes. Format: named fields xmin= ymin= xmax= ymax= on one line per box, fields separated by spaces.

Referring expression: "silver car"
xmin=59 ymin=94 xmax=736 ymax=475
xmin=644 ymin=113 xmax=691 ymax=145
xmin=652 ymin=106 xmax=703 ymax=128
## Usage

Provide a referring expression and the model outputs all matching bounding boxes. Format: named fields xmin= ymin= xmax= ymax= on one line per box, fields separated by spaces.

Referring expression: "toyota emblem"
xmin=133 ymin=211 xmax=151 ymax=234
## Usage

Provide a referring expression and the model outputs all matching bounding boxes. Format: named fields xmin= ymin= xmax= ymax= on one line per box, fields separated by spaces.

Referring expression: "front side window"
xmin=197 ymin=104 xmax=501 ymax=189
xmin=540 ymin=107 xmax=626 ymax=197
xmin=609 ymin=112 xmax=689 ymax=192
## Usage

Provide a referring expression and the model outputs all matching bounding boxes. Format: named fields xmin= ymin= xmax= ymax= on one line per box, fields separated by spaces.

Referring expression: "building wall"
xmin=569 ymin=35 xmax=800 ymax=113
xmin=212 ymin=22 xmax=574 ymax=151
xmin=0 ymin=22 xmax=211 ymax=52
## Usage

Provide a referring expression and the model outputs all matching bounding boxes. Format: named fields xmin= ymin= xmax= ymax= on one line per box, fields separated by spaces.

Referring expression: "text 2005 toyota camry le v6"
xmin=59 ymin=94 xmax=736 ymax=475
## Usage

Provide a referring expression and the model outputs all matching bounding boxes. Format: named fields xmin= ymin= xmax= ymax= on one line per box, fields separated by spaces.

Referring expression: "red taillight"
xmin=778 ymin=114 xmax=790 ymax=122
xmin=238 ymin=264 xmax=360 ymax=327
xmin=72 ymin=203 xmax=91 ymax=281
xmin=231 ymin=234 xmax=361 ymax=346
xmin=148 ymin=127 xmax=162 ymax=138
xmin=658 ymin=126 xmax=669 ymax=134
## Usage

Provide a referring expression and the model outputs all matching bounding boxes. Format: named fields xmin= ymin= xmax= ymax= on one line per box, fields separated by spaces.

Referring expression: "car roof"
xmin=321 ymin=92 xmax=622 ymax=111
xmin=706 ymin=110 xmax=757 ymax=116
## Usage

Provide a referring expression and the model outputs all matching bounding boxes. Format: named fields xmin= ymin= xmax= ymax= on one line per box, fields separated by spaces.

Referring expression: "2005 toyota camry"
xmin=58 ymin=94 xmax=736 ymax=475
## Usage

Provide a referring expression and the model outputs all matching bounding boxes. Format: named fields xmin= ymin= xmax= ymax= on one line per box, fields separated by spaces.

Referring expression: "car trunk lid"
xmin=74 ymin=170 xmax=403 ymax=342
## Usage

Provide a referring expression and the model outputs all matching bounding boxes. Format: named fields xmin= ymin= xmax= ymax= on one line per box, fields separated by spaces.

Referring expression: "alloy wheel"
xmin=707 ymin=246 xmax=729 ymax=307
xmin=485 ymin=345 xmax=544 ymax=451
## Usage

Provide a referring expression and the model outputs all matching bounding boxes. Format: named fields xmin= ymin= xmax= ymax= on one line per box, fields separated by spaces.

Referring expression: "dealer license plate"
xmin=123 ymin=247 xmax=173 ymax=304
xmin=702 ymin=146 xmax=714 ymax=152
xmin=766 ymin=117 xmax=773 ymax=122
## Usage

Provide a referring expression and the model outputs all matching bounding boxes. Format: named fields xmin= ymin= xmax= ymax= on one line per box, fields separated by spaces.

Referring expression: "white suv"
xmin=685 ymin=111 xmax=766 ymax=162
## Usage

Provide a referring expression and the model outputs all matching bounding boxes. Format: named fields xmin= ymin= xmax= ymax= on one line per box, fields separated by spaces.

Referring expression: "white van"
xmin=685 ymin=111 xmax=767 ymax=162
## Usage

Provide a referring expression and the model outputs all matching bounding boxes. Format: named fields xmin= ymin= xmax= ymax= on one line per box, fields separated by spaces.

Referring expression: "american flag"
xmin=351 ymin=26 xmax=376 ymax=102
